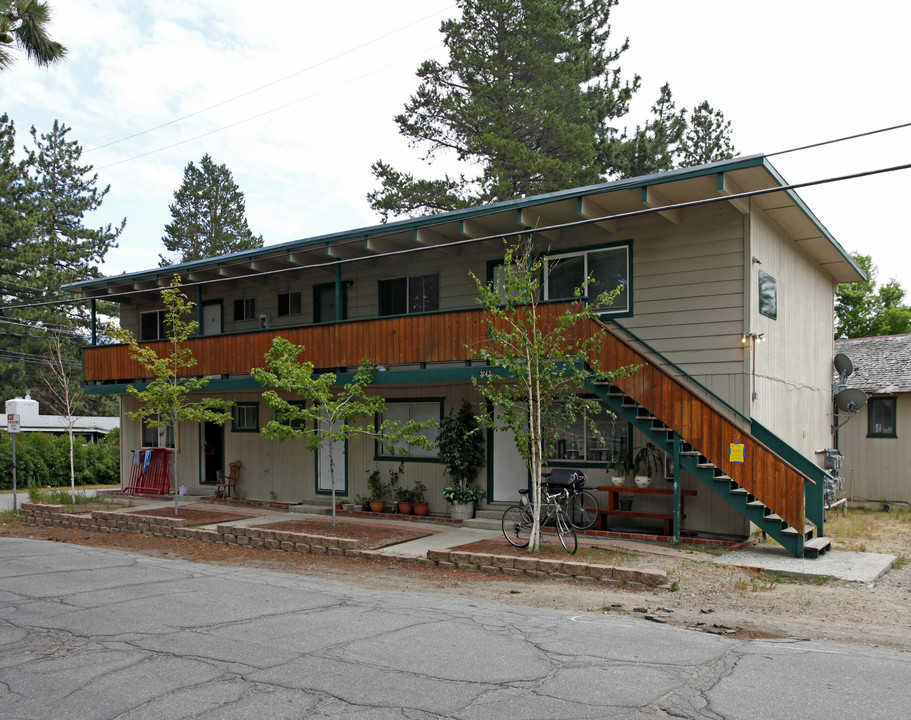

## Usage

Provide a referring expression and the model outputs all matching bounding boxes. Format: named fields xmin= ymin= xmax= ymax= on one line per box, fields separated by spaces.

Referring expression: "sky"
xmin=2 ymin=0 xmax=910 ymax=292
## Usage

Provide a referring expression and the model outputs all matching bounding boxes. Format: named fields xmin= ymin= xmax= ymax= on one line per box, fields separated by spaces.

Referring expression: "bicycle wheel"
xmin=556 ymin=511 xmax=578 ymax=554
xmin=502 ymin=505 xmax=532 ymax=547
xmin=568 ymin=490 xmax=599 ymax=530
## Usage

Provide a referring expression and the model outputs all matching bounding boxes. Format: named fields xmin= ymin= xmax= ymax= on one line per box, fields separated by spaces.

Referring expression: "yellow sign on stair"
xmin=729 ymin=443 xmax=745 ymax=464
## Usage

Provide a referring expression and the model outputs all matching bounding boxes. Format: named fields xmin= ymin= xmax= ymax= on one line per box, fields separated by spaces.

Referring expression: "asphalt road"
xmin=1 ymin=538 xmax=908 ymax=719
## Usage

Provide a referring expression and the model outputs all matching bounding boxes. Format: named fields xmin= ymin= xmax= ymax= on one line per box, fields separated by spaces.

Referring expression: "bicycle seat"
xmin=518 ymin=488 xmax=530 ymax=495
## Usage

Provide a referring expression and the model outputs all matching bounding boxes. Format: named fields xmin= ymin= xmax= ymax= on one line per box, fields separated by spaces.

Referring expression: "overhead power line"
xmin=5 ymin=156 xmax=910 ymax=315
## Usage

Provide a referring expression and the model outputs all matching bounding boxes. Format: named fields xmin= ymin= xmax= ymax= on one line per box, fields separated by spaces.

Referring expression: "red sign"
xmin=7 ymin=413 xmax=20 ymax=433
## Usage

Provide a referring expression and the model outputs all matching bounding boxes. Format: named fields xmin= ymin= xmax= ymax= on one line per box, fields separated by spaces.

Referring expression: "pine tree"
xmin=609 ymin=83 xmax=686 ymax=178
xmin=368 ymin=0 xmax=639 ymax=220
xmin=160 ymin=154 xmax=263 ymax=266
xmin=0 ymin=1 xmax=66 ymax=71
xmin=676 ymin=101 xmax=736 ymax=168
xmin=0 ymin=117 xmax=120 ymax=411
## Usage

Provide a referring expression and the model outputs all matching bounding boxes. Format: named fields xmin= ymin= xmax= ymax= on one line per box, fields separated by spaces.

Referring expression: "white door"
xmin=202 ymin=303 xmax=221 ymax=335
xmin=491 ymin=410 xmax=528 ymax=502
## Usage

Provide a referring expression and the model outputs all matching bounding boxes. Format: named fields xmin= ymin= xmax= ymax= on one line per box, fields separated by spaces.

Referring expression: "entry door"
xmin=314 ymin=284 xmax=347 ymax=323
xmin=202 ymin=302 xmax=222 ymax=335
xmin=201 ymin=421 xmax=224 ymax=484
xmin=491 ymin=410 xmax=528 ymax=502
xmin=317 ymin=418 xmax=347 ymax=494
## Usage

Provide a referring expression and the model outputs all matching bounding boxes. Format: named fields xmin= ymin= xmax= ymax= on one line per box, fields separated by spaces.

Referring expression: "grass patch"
xmin=0 ymin=509 xmax=22 ymax=526
xmin=573 ymin=545 xmax=639 ymax=565
xmin=893 ymin=554 xmax=907 ymax=570
xmin=26 ymin=486 xmax=133 ymax=511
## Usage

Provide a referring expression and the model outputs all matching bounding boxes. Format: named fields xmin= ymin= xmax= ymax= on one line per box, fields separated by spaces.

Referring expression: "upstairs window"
xmin=544 ymin=244 xmax=630 ymax=315
xmin=234 ymin=298 xmax=256 ymax=321
xmin=378 ymin=274 xmax=439 ymax=316
xmin=139 ymin=310 xmax=168 ymax=341
xmin=278 ymin=291 xmax=302 ymax=317
xmin=868 ymin=397 xmax=896 ymax=438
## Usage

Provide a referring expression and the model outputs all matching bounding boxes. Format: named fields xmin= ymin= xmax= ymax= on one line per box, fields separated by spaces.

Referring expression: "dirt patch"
xmin=257 ymin=518 xmax=432 ymax=550
xmin=124 ymin=506 xmax=256 ymax=525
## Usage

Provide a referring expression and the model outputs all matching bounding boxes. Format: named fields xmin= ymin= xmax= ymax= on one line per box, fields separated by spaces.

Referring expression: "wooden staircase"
xmin=586 ymin=320 xmax=831 ymax=558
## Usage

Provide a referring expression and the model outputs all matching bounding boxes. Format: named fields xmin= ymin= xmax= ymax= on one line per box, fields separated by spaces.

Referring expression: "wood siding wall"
xmin=108 ymin=303 xmax=809 ymax=530
xmin=838 ymin=393 xmax=911 ymax=504
xmin=748 ymin=208 xmax=836 ymax=460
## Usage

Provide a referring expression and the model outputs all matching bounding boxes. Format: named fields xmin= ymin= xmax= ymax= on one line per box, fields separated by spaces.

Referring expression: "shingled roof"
xmin=835 ymin=335 xmax=911 ymax=394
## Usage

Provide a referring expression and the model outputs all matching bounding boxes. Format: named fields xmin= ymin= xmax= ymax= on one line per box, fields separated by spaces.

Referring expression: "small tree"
xmin=470 ymin=241 xmax=637 ymax=550
xmin=42 ymin=330 xmax=82 ymax=501
xmin=438 ymin=399 xmax=486 ymax=505
xmin=251 ymin=337 xmax=436 ymax=526
xmin=113 ymin=276 xmax=233 ymax=515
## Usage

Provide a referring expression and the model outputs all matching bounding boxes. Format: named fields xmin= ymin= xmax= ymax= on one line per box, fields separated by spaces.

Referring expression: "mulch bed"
xmin=124 ymin=507 xmax=257 ymax=525
xmin=257 ymin=518 xmax=432 ymax=549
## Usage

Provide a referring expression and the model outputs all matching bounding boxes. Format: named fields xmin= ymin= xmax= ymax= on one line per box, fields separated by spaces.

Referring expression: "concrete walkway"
xmin=714 ymin=544 xmax=896 ymax=584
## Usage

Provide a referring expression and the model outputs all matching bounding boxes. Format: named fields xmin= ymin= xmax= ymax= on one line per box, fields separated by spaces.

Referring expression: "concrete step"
xmin=288 ymin=504 xmax=332 ymax=515
xmin=474 ymin=508 xmax=507 ymax=521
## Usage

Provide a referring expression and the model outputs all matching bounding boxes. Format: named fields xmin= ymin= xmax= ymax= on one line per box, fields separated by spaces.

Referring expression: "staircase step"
xmin=680 ymin=450 xmax=700 ymax=456
xmin=804 ymin=536 xmax=832 ymax=558
xmin=696 ymin=463 xmax=716 ymax=469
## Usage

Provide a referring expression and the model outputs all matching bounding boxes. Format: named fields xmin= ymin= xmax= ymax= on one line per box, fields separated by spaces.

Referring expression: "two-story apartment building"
xmin=67 ymin=155 xmax=863 ymax=557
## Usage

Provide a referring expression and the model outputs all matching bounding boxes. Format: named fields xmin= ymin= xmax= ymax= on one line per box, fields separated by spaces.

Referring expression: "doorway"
xmin=201 ymin=421 xmax=225 ymax=485
xmin=202 ymin=301 xmax=222 ymax=335
xmin=313 ymin=283 xmax=348 ymax=323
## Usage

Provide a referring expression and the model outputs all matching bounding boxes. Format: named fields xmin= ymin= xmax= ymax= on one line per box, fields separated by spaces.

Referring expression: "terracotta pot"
xmin=413 ymin=502 xmax=429 ymax=516
xmin=369 ymin=500 xmax=385 ymax=513
xmin=398 ymin=501 xmax=413 ymax=515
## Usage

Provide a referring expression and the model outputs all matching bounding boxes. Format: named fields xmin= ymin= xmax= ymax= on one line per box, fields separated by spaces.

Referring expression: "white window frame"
xmin=139 ymin=309 xmax=168 ymax=341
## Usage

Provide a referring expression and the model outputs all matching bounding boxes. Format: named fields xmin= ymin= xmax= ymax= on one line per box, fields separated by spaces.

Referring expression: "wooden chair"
xmin=215 ymin=461 xmax=241 ymax=499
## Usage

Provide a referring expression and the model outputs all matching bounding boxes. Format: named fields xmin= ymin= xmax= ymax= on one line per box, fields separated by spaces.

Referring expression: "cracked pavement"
xmin=1 ymin=538 xmax=908 ymax=719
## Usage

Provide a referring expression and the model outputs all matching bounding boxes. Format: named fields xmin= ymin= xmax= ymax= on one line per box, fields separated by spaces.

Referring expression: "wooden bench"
xmin=595 ymin=485 xmax=697 ymax=537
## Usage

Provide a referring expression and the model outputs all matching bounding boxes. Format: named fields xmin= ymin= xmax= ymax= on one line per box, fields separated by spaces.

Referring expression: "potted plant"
xmin=366 ymin=468 xmax=388 ymax=512
xmin=395 ymin=485 xmax=415 ymax=515
xmin=412 ymin=480 xmax=429 ymax=516
xmin=633 ymin=442 xmax=663 ymax=488
xmin=354 ymin=494 xmax=369 ymax=512
xmin=438 ymin=400 xmax=486 ymax=520
xmin=608 ymin=450 xmax=635 ymax=487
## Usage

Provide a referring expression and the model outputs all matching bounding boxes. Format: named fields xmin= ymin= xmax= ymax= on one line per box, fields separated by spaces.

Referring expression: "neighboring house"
xmin=834 ymin=334 xmax=911 ymax=505
xmin=0 ymin=393 xmax=119 ymax=442
xmin=65 ymin=155 xmax=863 ymax=557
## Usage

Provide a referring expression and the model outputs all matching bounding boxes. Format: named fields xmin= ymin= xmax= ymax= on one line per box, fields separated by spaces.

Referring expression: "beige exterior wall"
xmin=838 ymin=393 xmax=910 ymax=504
xmin=747 ymin=207 xmax=836 ymax=459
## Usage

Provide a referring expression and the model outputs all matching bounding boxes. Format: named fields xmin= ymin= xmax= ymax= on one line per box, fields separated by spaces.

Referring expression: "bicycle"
xmin=501 ymin=485 xmax=578 ymax=554
xmin=543 ymin=468 xmax=599 ymax=531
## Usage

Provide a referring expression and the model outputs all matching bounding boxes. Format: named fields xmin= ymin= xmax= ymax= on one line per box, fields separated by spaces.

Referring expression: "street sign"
xmin=7 ymin=413 xmax=20 ymax=433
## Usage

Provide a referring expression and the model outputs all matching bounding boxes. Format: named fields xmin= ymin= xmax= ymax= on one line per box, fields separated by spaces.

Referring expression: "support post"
xmin=335 ymin=265 xmax=342 ymax=322
xmin=90 ymin=299 xmax=97 ymax=346
xmin=672 ymin=433 xmax=681 ymax=545
xmin=197 ymin=286 xmax=203 ymax=336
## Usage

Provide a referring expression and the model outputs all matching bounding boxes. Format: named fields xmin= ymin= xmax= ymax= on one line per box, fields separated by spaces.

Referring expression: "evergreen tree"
xmin=368 ymin=0 xmax=639 ymax=220
xmin=609 ymin=83 xmax=686 ymax=178
xmin=676 ymin=100 xmax=736 ymax=168
xmin=160 ymin=154 xmax=263 ymax=266
xmin=0 ymin=0 xmax=66 ymax=71
xmin=0 ymin=117 xmax=120 ymax=411
xmin=836 ymin=253 xmax=911 ymax=338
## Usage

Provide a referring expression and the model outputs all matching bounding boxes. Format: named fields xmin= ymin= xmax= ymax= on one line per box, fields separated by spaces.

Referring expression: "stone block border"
xmin=19 ymin=503 xmax=667 ymax=588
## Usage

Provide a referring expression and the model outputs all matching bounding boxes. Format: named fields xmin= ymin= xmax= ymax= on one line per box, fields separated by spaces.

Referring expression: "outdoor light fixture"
xmin=741 ymin=331 xmax=765 ymax=343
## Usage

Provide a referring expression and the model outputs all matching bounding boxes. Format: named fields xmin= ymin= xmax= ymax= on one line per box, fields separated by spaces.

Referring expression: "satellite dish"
xmin=835 ymin=388 xmax=867 ymax=413
xmin=834 ymin=354 xmax=854 ymax=378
